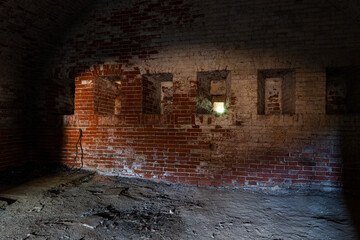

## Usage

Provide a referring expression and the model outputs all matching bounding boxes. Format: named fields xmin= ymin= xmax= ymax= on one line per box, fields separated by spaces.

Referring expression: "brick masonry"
xmin=18 ymin=0 xmax=360 ymax=188
xmin=0 ymin=0 xmax=98 ymax=170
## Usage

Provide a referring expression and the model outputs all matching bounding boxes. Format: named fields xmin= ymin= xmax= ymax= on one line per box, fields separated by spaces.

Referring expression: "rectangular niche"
xmin=196 ymin=70 xmax=231 ymax=114
xmin=326 ymin=67 xmax=360 ymax=114
xmin=258 ymin=69 xmax=296 ymax=115
xmin=142 ymin=73 xmax=173 ymax=114
xmin=94 ymin=75 xmax=121 ymax=115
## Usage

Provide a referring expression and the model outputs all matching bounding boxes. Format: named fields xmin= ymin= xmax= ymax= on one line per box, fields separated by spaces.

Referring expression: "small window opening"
xmin=258 ymin=69 xmax=296 ymax=115
xmin=196 ymin=70 xmax=231 ymax=115
xmin=142 ymin=73 xmax=173 ymax=114
xmin=326 ymin=67 xmax=360 ymax=114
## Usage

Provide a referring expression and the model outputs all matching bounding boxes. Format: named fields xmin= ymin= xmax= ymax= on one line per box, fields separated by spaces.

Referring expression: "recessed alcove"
xmin=326 ymin=66 xmax=360 ymax=114
xmin=142 ymin=73 xmax=173 ymax=114
xmin=196 ymin=70 xmax=231 ymax=114
xmin=94 ymin=75 xmax=121 ymax=116
xmin=258 ymin=69 xmax=296 ymax=115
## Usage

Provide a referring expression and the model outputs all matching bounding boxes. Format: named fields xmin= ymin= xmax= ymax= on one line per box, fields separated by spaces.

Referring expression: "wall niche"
xmin=94 ymin=75 xmax=121 ymax=116
xmin=326 ymin=67 xmax=360 ymax=114
xmin=196 ymin=70 xmax=231 ymax=114
xmin=258 ymin=69 xmax=296 ymax=115
xmin=142 ymin=73 xmax=173 ymax=114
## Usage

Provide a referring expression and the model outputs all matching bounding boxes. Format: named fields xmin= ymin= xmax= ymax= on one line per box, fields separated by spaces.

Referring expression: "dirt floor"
xmin=0 ymin=169 xmax=359 ymax=240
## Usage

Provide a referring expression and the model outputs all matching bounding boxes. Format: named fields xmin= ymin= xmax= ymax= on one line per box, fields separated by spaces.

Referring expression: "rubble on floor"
xmin=0 ymin=168 xmax=358 ymax=240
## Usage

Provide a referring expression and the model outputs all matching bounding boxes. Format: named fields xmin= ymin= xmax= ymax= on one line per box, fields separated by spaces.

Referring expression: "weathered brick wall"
xmin=142 ymin=76 xmax=158 ymax=114
xmin=0 ymin=0 xmax=97 ymax=169
xmin=282 ymin=71 xmax=296 ymax=114
xmin=94 ymin=76 xmax=118 ymax=116
xmin=49 ymin=0 xmax=360 ymax=188
xmin=265 ymin=78 xmax=282 ymax=115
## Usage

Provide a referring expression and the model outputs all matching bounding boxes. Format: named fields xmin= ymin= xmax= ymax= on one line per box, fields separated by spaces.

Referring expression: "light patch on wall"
xmin=81 ymin=80 xmax=92 ymax=85
xmin=197 ymin=70 xmax=231 ymax=114
xmin=213 ymin=102 xmax=225 ymax=114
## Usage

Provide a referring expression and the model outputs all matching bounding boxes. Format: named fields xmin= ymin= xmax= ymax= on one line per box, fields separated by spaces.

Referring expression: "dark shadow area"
xmin=326 ymin=67 xmax=360 ymax=114
xmin=341 ymin=123 xmax=360 ymax=238
xmin=0 ymin=0 xmax=98 ymax=184
xmin=0 ymin=163 xmax=70 ymax=193
xmin=327 ymin=66 xmax=360 ymax=238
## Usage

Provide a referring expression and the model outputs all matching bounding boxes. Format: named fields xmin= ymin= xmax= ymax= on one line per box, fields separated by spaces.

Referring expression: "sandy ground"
xmin=0 ymin=172 xmax=358 ymax=240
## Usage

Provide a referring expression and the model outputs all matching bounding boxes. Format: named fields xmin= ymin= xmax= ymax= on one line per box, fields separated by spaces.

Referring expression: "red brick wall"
xmin=50 ymin=0 xmax=360 ymax=188
xmin=94 ymin=77 xmax=118 ymax=115
xmin=142 ymin=77 xmax=157 ymax=114
xmin=59 ymin=64 xmax=347 ymax=188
